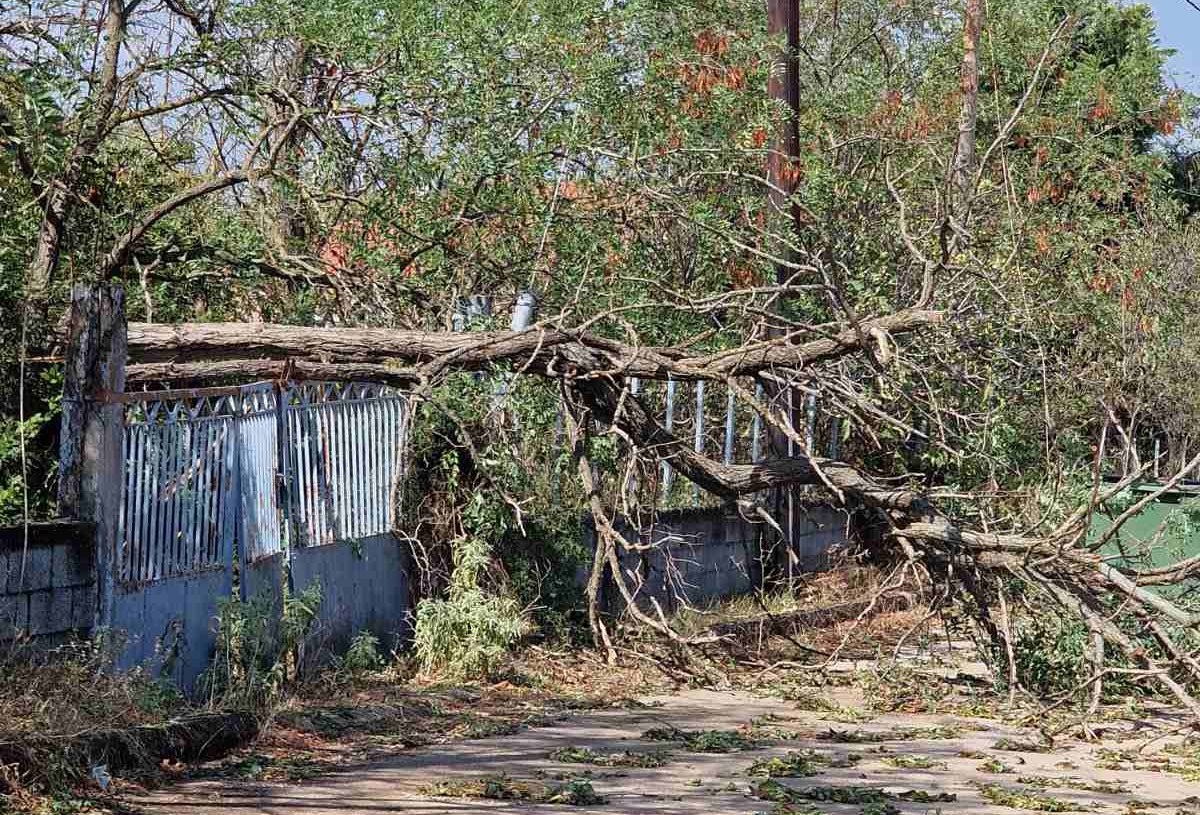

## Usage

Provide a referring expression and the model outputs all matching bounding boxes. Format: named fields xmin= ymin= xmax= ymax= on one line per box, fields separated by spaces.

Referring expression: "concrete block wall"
xmin=0 ymin=521 xmax=96 ymax=645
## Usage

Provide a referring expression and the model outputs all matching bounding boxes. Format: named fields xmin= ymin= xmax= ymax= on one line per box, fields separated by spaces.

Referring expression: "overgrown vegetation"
xmin=3 ymin=0 xmax=1200 ymax=808
xmin=200 ymin=580 xmax=324 ymax=709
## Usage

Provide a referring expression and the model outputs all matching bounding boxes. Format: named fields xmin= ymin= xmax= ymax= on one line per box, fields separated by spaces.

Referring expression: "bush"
xmin=201 ymin=579 xmax=322 ymax=708
xmin=1008 ymin=615 xmax=1090 ymax=698
xmin=413 ymin=534 xmax=529 ymax=679
xmin=1004 ymin=610 xmax=1143 ymax=702
xmin=342 ymin=630 xmax=384 ymax=675
xmin=413 ymin=587 xmax=528 ymax=680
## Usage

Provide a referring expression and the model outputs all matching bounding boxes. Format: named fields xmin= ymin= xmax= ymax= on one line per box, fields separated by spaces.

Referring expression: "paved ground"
xmin=132 ymin=686 xmax=1200 ymax=814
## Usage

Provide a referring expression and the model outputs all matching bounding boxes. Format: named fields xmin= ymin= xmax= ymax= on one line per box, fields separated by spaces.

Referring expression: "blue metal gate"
xmin=107 ymin=380 xmax=410 ymax=690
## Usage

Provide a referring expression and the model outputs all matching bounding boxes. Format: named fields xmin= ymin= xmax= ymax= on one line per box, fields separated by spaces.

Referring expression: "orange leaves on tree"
xmin=1088 ymin=86 xmax=1113 ymax=123
xmin=692 ymin=29 xmax=729 ymax=57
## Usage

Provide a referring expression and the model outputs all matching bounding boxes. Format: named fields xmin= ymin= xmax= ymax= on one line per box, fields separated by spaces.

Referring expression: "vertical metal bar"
xmin=341 ymin=397 xmax=355 ymax=541
xmin=254 ymin=409 xmax=265 ymax=558
xmin=334 ymin=400 xmax=349 ymax=540
xmin=288 ymin=389 xmax=303 ymax=550
xmin=163 ymin=412 xmax=180 ymax=578
xmin=311 ymin=401 xmax=323 ymax=545
xmin=1154 ymin=437 xmax=1161 ymax=480
xmin=224 ymin=409 xmax=239 ymax=576
xmin=348 ymin=394 xmax=362 ymax=539
xmin=174 ymin=418 xmax=189 ymax=574
xmin=190 ymin=419 xmax=204 ymax=570
xmin=662 ymin=377 xmax=676 ymax=500
xmin=315 ymin=403 xmax=331 ymax=545
xmin=115 ymin=420 xmax=131 ymax=583
xmin=384 ymin=396 xmax=397 ymax=530
xmin=168 ymin=414 xmax=184 ymax=577
xmin=354 ymin=395 xmax=368 ymax=538
xmin=724 ymin=386 xmax=736 ymax=466
xmin=241 ymin=413 xmax=255 ymax=562
xmin=218 ymin=416 xmax=234 ymax=565
xmin=128 ymin=421 xmax=145 ymax=582
xmin=288 ymin=398 xmax=304 ymax=547
xmin=181 ymin=421 xmax=197 ymax=572
xmin=147 ymin=420 xmax=163 ymax=580
xmin=751 ymin=382 xmax=764 ymax=463
xmin=343 ymin=398 xmax=356 ymax=540
xmin=362 ymin=396 xmax=375 ymax=535
xmin=693 ymin=380 xmax=704 ymax=504
xmin=370 ymin=397 xmax=384 ymax=534
xmin=296 ymin=401 xmax=311 ymax=547
xmin=804 ymin=392 xmax=817 ymax=455
xmin=201 ymin=420 xmax=217 ymax=568
xmin=196 ymin=419 xmax=213 ymax=568
xmin=236 ymin=408 xmax=250 ymax=565
xmin=322 ymin=401 xmax=336 ymax=541
xmin=210 ymin=419 xmax=225 ymax=569
xmin=140 ymin=422 xmax=154 ymax=583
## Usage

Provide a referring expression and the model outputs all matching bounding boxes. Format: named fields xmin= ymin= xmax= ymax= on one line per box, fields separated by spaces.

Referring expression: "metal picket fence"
xmin=114 ymin=380 xmax=411 ymax=586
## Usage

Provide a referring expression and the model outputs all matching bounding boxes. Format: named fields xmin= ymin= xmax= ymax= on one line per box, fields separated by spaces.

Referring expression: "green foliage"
xmin=977 ymin=783 xmax=1083 ymax=812
xmin=754 ymin=779 xmax=955 ymax=809
xmin=412 ymin=583 xmax=528 ymax=680
xmin=746 ymin=750 xmax=838 ymax=778
xmin=201 ymin=579 xmax=323 ymax=708
xmin=548 ymin=746 xmax=672 ymax=768
xmin=342 ymin=630 xmax=384 ymax=676
xmin=406 ymin=371 xmax=588 ymax=673
xmin=1008 ymin=615 xmax=1092 ymax=698
xmin=421 ymin=773 xmax=607 ymax=805
xmin=1003 ymin=609 xmax=1147 ymax=702
xmin=641 ymin=726 xmax=757 ymax=753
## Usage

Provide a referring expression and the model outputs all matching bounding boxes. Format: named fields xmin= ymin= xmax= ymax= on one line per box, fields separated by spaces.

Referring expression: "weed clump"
xmin=641 ymin=726 xmax=756 ymax=753
xmin=422 ymin=773 xmax=606 ymax=805
xmin=977 ymin=782 xmax=1085 ymax=811
xmin=549 ymin=746 xmax=671 ymax=768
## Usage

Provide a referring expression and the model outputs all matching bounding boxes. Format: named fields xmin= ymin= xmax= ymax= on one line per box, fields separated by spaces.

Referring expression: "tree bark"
xmin=122 ymin=308 xmax=942 ymax=377
xmin=951 ymin=0 xmax=983 ymax=213
xmin=27 ymin=0 xmax=129 ymax=302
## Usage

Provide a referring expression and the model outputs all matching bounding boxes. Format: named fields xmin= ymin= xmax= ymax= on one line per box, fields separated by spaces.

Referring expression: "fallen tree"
xmin=112 ymin=300 xmax=1200 ymax=727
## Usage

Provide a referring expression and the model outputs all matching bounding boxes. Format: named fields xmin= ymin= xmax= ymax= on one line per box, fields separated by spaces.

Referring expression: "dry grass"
xmin=0 ymin=639 xmax=189 ymax=741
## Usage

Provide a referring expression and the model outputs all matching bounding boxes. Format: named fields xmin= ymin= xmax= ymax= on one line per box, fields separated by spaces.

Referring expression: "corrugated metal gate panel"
xmin=285 ymin=383 xmax=409 ymax=549
xmin=237 ymin=388 xmax=282 ymax=563
xmin=108 ymin=379 xmax=412 ymax=690
xmin=117 ymin=406 xmax=238 ymax=585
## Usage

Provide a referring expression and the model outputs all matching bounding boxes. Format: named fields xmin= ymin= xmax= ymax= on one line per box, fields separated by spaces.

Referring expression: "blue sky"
xmin=1147 ymin=0 xmax=1199 ymax=93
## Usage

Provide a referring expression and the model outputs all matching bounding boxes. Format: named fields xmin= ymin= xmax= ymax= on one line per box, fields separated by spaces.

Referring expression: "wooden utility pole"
xmin=765 ymin=0 xmax=804 ymax=582
xmin=766 ymin=0 xmax=801 ymax=282
xmin=59 ymin=284 xmax=126 ymax=628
